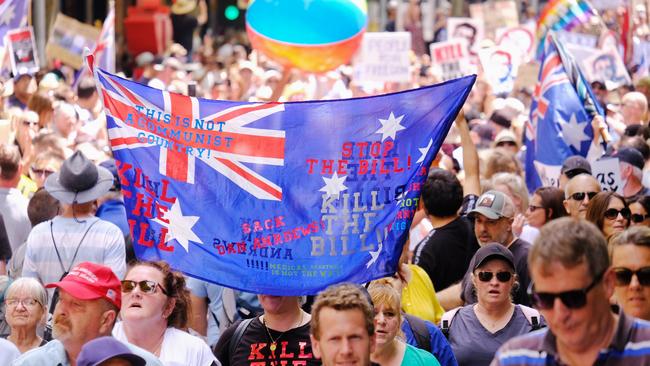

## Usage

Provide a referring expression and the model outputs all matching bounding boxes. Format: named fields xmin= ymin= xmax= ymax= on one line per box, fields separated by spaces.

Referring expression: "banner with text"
xmin=353 ymin=32 xmax=411 ymax=83
xmin=91 ymin=55 xmax=475 ymax=295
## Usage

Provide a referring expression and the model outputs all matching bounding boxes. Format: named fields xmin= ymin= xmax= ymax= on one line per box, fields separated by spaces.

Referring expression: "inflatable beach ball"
xmin=246 ymin=0 xmax=367 ymax=73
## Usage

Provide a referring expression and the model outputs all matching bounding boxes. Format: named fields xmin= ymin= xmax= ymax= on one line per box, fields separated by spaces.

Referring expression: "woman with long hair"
xmin=586 ymin=191 xmax=631 ymax=240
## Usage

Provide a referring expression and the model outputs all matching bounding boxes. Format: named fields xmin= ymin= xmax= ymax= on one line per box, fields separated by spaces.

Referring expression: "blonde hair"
xmin=368 ymin=279 xmax=404 ymax=339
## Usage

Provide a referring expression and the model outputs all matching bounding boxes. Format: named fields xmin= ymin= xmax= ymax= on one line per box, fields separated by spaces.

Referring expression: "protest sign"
xmin=429 ymin=39 xmax=472 ymax=81
xmin=556 ymin=30 xmax=598 ymax=48
xmin=592 ymin=158 xmax=623 ymax=193
xmin=89 ymin=54 xmax=475 ymax=295
xmin=478 ymin=46 xmax=520 ymax=95
xmin=46 ymin=14 xmax=100 ymax=69
xmin=533 ymin=161 xmax=561 ymax=188
xmin=470 ymin=1 xmax=519 ymax=40
xmin=513 ymin=61 xmax=540 ymax=91
xmin=496 ymin=24 xmax=536 ymax=63
xmin=6 ymin=27 xmax=38 ymax=75
xmin=583 ymin=47 xmax=632 ymax=90
xmin=447 ymin=17 xmax=484 ymax=57
xmin=353 ymin=32 xmax=411 ymax=83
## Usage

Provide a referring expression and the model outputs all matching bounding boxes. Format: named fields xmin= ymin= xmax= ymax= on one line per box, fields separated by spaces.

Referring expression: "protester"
xmin=367 ymin=280 xmax=440 ymax=365
xmin=585 ymin=191 xmax=631 ymax=240
xmin=493 ymin=218 xmax=650 ymax=365
xmin=13 ymin=262 xmax=162 ymax=365
xmin=562 ymin=173 xmax=602 ymax=219
xmin=443 ymin=244 xmax=543 ymax=365
xmin=112 ymin=261 xmax=218 ymax=365
xmin=0 ymin=144 xmax=31 ymax=257
xmin=77 ymin=336 xmax=146 ymax=366
xmin=629 ymin=195 xmax=650 ymax=227
xmin=28 ymin=151 xmax=63 ymax=189
xmin=310 ymin=283 xmax=375 ymax=366
xmin=214 ymin=294 xmax=316 ymax=365
xmin=610 ymin=227 xmax=650 ymax=321
xmin=615 ymin=148 xmax=650 ymax=201
xmin=7 ymin=74 xmax=35 ymax=110
xmin=558 ymin=155 xmax=592 ymax=190
xmin=525 ymin=186 xmax=567 ymax=230
xmin=3 ymin=277 xmax=48 ymax=353
xmin=22 ymin=151 xmax=126 ymax=309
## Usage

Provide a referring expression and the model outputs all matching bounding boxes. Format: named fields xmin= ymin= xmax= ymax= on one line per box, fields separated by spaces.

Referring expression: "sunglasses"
xmin=477 ymin=271 xmax=513 ymax=282
xmin=604 ymin=208 xmax=631 ymax=220
xmin=527 ymin=204 xmax=544 ymax=212
xmin=121 ymin=280 xmax=168 ymax=295
xmin=569 ymin=192 xmax=598 ymax=201
xmin=613 ymin=267 xmax=650 ymax=287
xmin=631 ymin=214 xmax=650 ymax=223
xmin=496 ymin=141 xmax=517 ymax=147
xmin=528 ymin=271 xmax=603 ymax=310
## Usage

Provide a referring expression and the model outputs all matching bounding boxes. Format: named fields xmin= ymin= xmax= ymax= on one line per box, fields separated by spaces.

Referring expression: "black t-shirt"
xmin=171 ymin=14 xmax=198 ymax=55
xmin=214 ymin=317 xmax=319 ymax=366
xmin=0 ymin=214 xmax=12 ymax=261
xmin=461 ymin=238 xmax=533 ymax=307
xmin=413 ymin=215 xmax=480 ymax=292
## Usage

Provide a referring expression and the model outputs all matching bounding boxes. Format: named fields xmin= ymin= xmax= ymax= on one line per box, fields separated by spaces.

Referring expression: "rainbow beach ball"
xmin=246 ymin=0 xmax=367 ymax=73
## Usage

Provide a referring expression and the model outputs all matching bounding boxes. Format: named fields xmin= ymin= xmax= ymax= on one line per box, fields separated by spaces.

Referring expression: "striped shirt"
xmin=22 ymin=216 xmax=126 ymax=309
xmin=491 ymin=311 xmax=650 ymax=365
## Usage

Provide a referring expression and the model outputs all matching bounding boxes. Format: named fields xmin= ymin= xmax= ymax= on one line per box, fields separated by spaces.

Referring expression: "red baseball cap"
xmin=46 ymin=262 xmax=121 ymax=309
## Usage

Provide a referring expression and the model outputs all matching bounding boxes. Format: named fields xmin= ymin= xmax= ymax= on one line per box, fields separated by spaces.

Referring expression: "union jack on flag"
xmin=525 ymin=32 xmax=604 ymax=192
xmin=89 ymin=53 xmax=475 ymax=294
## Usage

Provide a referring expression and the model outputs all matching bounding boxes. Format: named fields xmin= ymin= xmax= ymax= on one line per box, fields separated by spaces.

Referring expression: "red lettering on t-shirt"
xmin=248 ymin=342 xmax=267 ymax=360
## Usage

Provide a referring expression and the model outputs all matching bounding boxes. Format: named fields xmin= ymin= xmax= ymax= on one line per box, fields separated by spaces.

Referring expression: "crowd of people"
xmin=2 ymin=0 xmax=650 ymax=365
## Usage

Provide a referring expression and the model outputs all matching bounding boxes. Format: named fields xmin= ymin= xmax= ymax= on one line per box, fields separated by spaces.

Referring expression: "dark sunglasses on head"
xmin=528 ymin=271 xmax=604 ymax=310
xmin=614 ymin=267 xmax=650 ymax=287
xmin=631 ymin=214 xmax=650 ymax=223
xmin=121 ymin=280 xmax=168 ymax=295
xmin=604 ymin=208 xmax=631 ymax=220
xmin=477 ymin=271 xmax=513 ymax=282
xmin=569 ymin=192 xmax=598 ymax=201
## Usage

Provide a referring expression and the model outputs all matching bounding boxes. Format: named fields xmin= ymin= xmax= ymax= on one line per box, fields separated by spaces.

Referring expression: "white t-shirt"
xmin=0 ymin=338 xmax=20 ymax=364
xmin=113 ymin=322 xmax=219 ymax=366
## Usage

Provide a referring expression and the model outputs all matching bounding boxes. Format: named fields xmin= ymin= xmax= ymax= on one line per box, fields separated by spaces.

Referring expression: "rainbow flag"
xmin=536 ymin=0 xmax=598 ymax=58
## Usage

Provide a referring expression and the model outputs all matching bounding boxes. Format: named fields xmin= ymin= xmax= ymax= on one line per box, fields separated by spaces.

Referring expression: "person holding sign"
xmin=586 ymin=192 xmax=631 ymax=241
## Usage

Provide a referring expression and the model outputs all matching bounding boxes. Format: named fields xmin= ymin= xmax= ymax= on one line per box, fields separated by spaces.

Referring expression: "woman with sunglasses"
xmin=586 ymin=191 xmax=631 ymax=240
xmin=112 ymin=260 xmax=218 ymax=366
xmin=629 ymin=195 xmax=650 ymax=227
xmin=610 ymin=227 xmax=650 ymax=320
xmin=525 ymin=187 xmax=567 ymax=230
xmin=443 ymin=243 xmax=543 ymax=366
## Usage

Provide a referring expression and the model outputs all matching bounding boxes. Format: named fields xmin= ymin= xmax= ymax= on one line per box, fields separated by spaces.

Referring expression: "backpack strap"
xmin=440 ymin=307 xmax=462 ymax=338
xmin=518 ymin=305 xmax=543 ymax=331
xmin=403 ymin=313 xmax=432 ymax=353
xmin=229 ymin=318 xmax=254 ymax=359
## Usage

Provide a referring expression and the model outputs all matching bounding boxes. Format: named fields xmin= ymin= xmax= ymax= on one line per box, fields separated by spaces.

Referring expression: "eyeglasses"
xmin=527 ymin=205 xmax=544 ymax=212
xmin=631 ymin=214 xmax=650 ymax=223
xmin=477 ymin=271 xmax=513 ymax=282
xmin=528 ymin=271 xmax=604 ymax=310
xmin=569 ymin=192 xmax=598 ymax=201
xmin=604 ymin=208 xmax=631 ymax=220
xmin=613 ymin=267 xmax=650 ymax=287
xmin=5 ymin=298 xmax=40 ymax=308
xmin=121 ymin=280 xmax=168 ymax=295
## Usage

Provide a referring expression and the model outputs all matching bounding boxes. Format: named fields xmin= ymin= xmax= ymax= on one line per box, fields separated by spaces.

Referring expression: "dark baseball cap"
xmin=615 ymin=147 xmax=645 ymax=170
xmin=561 ymin=155 xmax=592 ymax=178
xmin=472 ymin=243 xmax=516 ymax=271
xmin=76 ymin=337 xmax=145 ymax=366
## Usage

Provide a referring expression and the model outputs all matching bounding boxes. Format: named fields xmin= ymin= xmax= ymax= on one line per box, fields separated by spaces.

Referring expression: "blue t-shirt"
xmin=401 ymin=315 xmax=458 ymax=366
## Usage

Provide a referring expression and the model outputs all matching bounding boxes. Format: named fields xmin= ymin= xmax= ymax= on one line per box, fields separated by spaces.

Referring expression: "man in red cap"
xmin=13 ymin=262 xmax=162 ymax=366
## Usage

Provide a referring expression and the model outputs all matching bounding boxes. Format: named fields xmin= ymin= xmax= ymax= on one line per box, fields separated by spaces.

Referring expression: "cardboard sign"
xmin=592 ymin=158 xmax=623 ymax=194
xmin=513 ymin=61 xmax=540 ymax=91
xmin=46 ymin=14 xmax=100 ymax=69
xmin=447 ymin=17 xmax=484 ymax=57
xmin=479 ymin=46 xmax=520 ymax=95
xmin=429 ymin=39 xmax=472 ymax=81
xmin=352 ymin=32 xmax=412 ymax=83
xmin=469 ymin=1 xmax=519 ymax=40
xmin=534 ymin=161 xmax=562 ymax=188
xmin=5 ymin=27 xmax=38 ymax=75
xmin=496 ymin=24 xmax=536 ymax=63
xmin=583 ymin=47 xmax=632 ymax=90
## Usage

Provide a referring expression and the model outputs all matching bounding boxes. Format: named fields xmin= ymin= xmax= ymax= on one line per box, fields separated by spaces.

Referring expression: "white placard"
xmin=534 ymin=161 xmax=562 ymax=188
xmin=6 ymin=27 xmax=39 ymax=76
xmin=592 ymin=158 xmax=623 ymax=194
xmin=478 ymin=46 xmax=520 ymax=95
xmin=429 ymin=39 xmax=471 ymax=81
xmin=352 ymin=32 xmax=412 ymax=83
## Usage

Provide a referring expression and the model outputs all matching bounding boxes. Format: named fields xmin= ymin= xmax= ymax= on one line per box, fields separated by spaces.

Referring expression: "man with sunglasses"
xmin=563 ymin=174 xmax=601 ymax=219
xmin=13 ymin=262 xmax=162 ymax=365
xmin=559 ymin=156 xmax=592 ymax=190
xmin=610 ymin=227 xmax=650 ymax=321
xmin=493 ymin=218 xmax=650 ymax=366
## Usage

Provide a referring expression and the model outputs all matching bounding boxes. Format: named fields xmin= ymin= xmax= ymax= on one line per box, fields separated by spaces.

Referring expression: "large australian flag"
xmin=88 ymin=54 xmax=475 ymax=295
xmin=525 ymin=32 xmax=604 ymax=192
